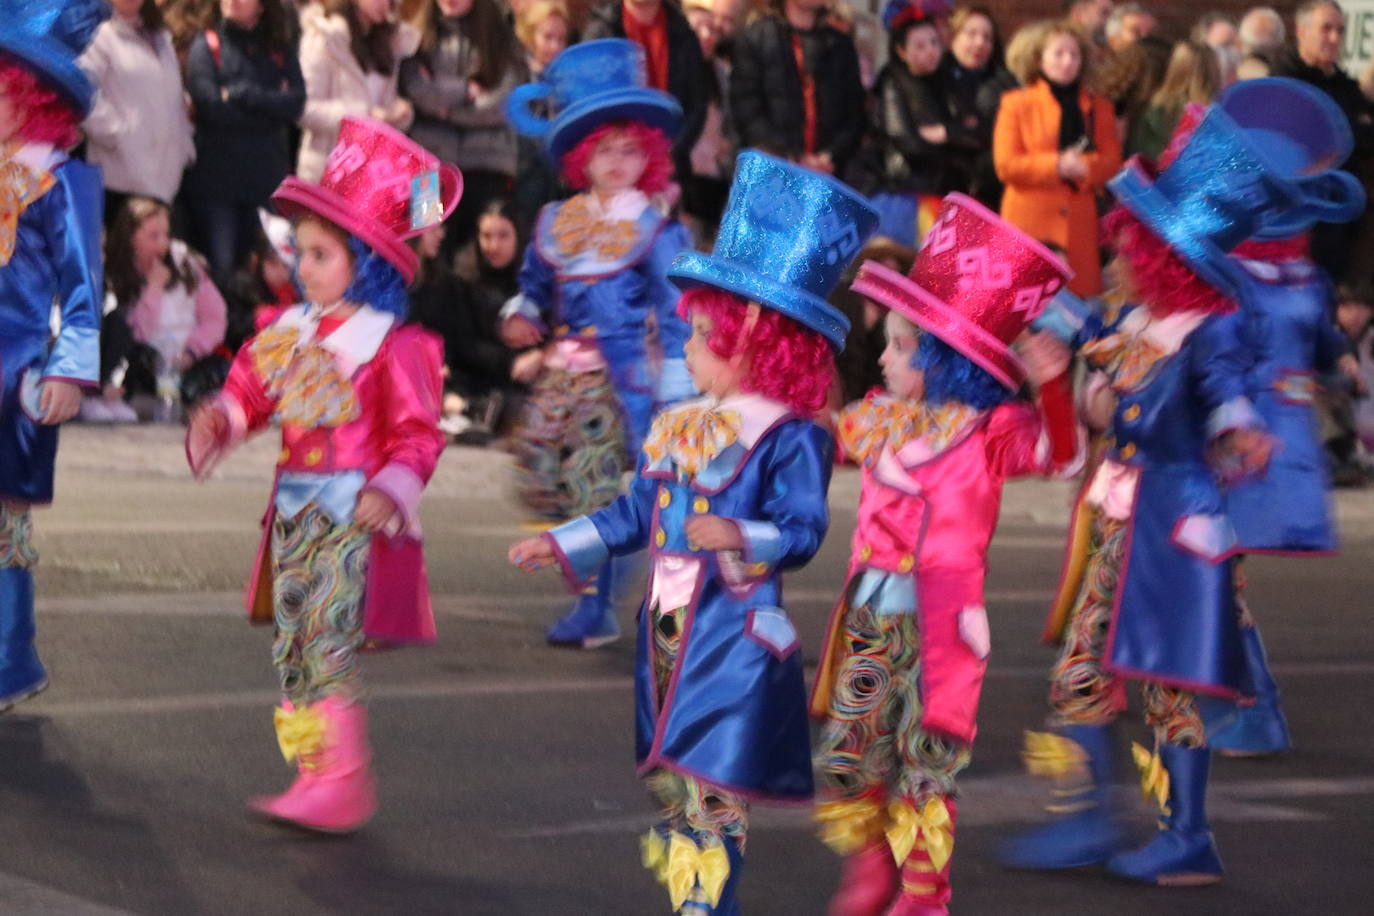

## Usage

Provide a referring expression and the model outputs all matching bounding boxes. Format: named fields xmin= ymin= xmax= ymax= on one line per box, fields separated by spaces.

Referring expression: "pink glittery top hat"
xmin=850 ymin=193 xmax=1072 ymax=390
xmin=272 ymin=116 xmax=463 ymax=284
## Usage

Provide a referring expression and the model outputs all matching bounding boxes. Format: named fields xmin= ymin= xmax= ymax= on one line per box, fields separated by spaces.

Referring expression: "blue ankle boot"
xmin=1106 ymin=744 xmax=1223 ymax=886
xmin=1199 ymin=624 xmax=1290 ymax=756
xmin=999 ymin=723 xmax=1125 ymax=870
xmin=546 ymin=557 xmax=620 ymax=648
xmin=0 ymin=567 xmax=48 ymax=711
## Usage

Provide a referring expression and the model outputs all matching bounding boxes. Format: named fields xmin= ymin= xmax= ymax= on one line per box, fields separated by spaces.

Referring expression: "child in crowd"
xmin=1335 ymin=284 xmax=1374 ymax=464
xmin=87 ymin=196 xmax=228 ymax=422
xmin=812 ymin=195 xmax=1080 ymax=916
xmin=222 ymin=211 xmax=300 ymax=354
xmin=186 ymin=116 xmax=461 ymax=833
xmin=503 ymin=39 xmax=694 ymax=647
xmin=509 ymin=151 xmax=879 ymax=916
xmin=0 ymin=0 xmax=107 ymax=711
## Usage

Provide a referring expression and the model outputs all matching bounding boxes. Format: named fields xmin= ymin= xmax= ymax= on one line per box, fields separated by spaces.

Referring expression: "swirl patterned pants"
xmin=814 ymin=598 xmax=971 ymax=810
xmin=644 ymin=604 xmax=750 ymax=846
xmin=1049 ymin=513 xmax=1205 ymax=748
xmin=270 ymin=504 xmax=371 ymax=706
xmin=0 ymin=504 xmax=37 ymax=570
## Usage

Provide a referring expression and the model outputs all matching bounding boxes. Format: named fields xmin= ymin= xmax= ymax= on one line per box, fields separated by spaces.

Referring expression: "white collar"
xmin=275 ymin=303 xmax=396 ymax=375
xmin=1119 ymin=306 xmax=1208 ymax=356
xmin=581 ymin=189 xmax=650 ymax=223
xmin=13 ymin=142 xmax=62 ymax=173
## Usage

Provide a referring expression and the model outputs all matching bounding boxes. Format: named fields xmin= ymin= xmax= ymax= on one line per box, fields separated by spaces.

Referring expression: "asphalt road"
xmin=3 ymin=425 xmax=1371 ymax=915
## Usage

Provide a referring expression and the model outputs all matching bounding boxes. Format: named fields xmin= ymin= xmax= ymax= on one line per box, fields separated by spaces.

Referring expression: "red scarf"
xmin=790 ymin=32 xmax=818 ymax=155
xmin=623 ymin=4 xmax=670 ymax=91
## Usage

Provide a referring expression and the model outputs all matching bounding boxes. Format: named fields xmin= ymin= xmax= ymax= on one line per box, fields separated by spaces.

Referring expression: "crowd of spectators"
xmin=62 ymin=0 xmax=1374 ymax=478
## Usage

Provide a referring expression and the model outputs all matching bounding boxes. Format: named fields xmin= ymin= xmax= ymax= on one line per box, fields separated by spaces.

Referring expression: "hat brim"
xmin=0 ymin=36 xmax=94 ymax=116
xmin=850 ymin=260 xmax=1025 ymax=390
xmin=546 ymin=89 xmax=683 ymax=162
xmin=668 ymin=251 xmax=851 ymax=352
xmin=1108 ymin=157 xmax=1242 ymax=301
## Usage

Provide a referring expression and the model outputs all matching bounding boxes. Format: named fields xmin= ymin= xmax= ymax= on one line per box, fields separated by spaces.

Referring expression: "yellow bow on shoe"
xmin=664 ymin=832 xmax=731 ymax=911
xmin=1022 ymin=729 xmax=1087 ymax=780
xmin=814 ymin=796 xmax=885 ymax=856
xmin=643 ymin=406 xmax=742 ymax=479
xmin=1131 ymin=741 xmax=1171 ymax=817
xmin=641 ymin=829 xmax=670 ymax=886
xmin=885 ymin=797 xmax=954 ymax=872
xmin=273 ymin=704 xmax=325 ymax=766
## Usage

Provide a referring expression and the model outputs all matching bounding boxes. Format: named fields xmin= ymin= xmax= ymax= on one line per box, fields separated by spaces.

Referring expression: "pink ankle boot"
xmin=252 ymin=696 xmax=376 ymax=833
xmin=828 ymin=841 xmax=900 ymax=916
xmin=248 ymin=700 xmax=317 ymax=817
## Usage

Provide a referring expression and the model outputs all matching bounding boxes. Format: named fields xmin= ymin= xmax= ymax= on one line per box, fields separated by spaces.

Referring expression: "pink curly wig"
xmin=678 ymin=288 xmax=835 ymax=414
xmin=560 ymin=121 xmax=674 ymax=194
xmin=1102 ymin=205 xmax=1236 ymax=318
xmin=0 ymin=56 xmax=82 ymax=149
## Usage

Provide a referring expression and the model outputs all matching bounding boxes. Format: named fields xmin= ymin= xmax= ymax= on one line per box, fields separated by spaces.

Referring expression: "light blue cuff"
xmin=43 ymin=324 xmax=100 ymax=385
xmin=736 ymin=519 xmax=784 ymax=567
xmin=1029 ymin=290 xmax=1089 ymax=345
xmin=499 ymin=293 xmax=543 ymax=324
xmin=275 ymin=471 xmax=367 ymax=526
xmin=1207 ymin=396 xmax=1263 ymax=439
xmin=550 ymin=515 xmax=610 ymax=586
xmin=655 ymin=358 xmax=697 ymax=407
xmin=851 ymin=569 xmax=918 ymax=616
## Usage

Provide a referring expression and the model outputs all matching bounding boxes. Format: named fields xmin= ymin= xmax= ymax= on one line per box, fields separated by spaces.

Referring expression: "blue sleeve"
xmin=511 ymin=223 xmax=556 ymax=326
xmin=1192 ymin=312 xmax=1262 ymax=437
xmin=41 ymin=162 xmax=104 ymax=385
xmin=734 ymin=421 xmax=834 ymax=571
xmin=549 ymin=454 xmax=658 ymax=587
xmin=644 ymin=219 xmax=694 ymax=404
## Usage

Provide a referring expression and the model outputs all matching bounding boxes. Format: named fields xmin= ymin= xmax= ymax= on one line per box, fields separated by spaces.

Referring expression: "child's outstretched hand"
xmin=1018 ymin=330 xmax=1071 ymax=386
xmin=684 ymin=516 xmax=743 ymax=552
xmin=510 ymin=536 xmax=556 ymax=572
xmin=187 ymin=402 xmax=229 ymax=480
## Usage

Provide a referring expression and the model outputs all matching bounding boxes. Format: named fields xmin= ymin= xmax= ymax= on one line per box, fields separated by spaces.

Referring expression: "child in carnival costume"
xmin=186 ymin=116 xmax=462 ymax=833
xmin=503 ymin=39 xmax=695 ymax=649
xmin=996 ymin=79 xmax=1351 ymax=885
xmin=509 ymin=151 xmax=880 ymax=915
xmin=810 ymin=194 xmax=1083 ymax=916
xmin=1194 ymin=82 xmax=1365 ymax=757
xmin=0 ymin=0 xmax=108 ymax=712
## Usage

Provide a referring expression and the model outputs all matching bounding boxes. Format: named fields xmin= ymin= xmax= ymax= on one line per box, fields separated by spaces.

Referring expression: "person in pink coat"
xmin=809 ymin=194 xmax=1083 ymax=916
xmin=185 ymin=116 xmax=462 ymax=834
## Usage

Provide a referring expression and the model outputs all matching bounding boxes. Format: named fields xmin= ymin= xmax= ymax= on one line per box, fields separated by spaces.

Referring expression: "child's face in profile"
xmin=880 ymin=312 xmax=925 ymax=400
xmin=295 ymin=219 xmax=353 ymax=306
xmin=684 ymin=307 xmax=734 ymax=399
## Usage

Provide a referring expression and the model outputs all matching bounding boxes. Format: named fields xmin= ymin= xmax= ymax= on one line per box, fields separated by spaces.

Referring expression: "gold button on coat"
xmin=1123 ymin=404 xmax=1141 ymax=421
xmin=693 ymin=496 xmax=710 ymax=514
xmin=655 ymin=529 xmax=666 ymax=547
xmin=1120 ymin=442 xmax=1137 ymax=459
xmin=859 ymin=545 xmax=872 ymax=561
xmin=898 ymin=554 xmax=914 ymax=573
xmin=304 ymin=447 xmax=323 ymax=466
xmin=658 ymin=489 xmax=671 ymax=508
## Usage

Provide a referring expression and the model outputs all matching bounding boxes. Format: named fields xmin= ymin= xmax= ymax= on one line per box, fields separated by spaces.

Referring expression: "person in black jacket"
xmin=939 ymin=4 xmax=1013 ymax=209
xmin=582 ymin=0 xmax=707 ymax=186
xmin=863 ymin=4 xmax=961 ymax=247
xmin=183 ymin=0 xmax=305 ymax=289
xmin=727 ymin=0 xmax=865 ymax=178
xmin=1273 ymin=0 xmax=1374 ymax=283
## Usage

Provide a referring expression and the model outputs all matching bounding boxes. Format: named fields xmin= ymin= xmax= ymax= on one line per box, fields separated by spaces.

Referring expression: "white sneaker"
xmin=105 ymin=399 xmax=139 ymax=423
xmin=79 ymin=399 xmax=112 ymax=422
xmin=438 ymin=412 xmax=471 ymax=436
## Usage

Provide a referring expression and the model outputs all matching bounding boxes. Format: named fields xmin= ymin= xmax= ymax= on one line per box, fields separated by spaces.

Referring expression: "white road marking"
xmin=502 ymin=775 xmax=1374 ymax=838
xmin=0 ymin=872 xmax=137 ymax=915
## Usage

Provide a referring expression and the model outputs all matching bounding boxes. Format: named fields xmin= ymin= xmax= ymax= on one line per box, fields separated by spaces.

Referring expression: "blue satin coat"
xmin=0 ymin=158 xmax=103 ymax=504
xmin=550 ymin=410 xmax=832 ymax=799
xmin=515 ymin=200 xmax=693 ymax=454
xmin=1225 ymin=261 xmax=1345 ymax=553
xmin=1103 ymin=310 xmax=1256 ymax=698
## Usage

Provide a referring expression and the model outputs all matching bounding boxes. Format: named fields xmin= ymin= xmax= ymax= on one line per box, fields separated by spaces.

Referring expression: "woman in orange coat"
xmin=993 ymin=22 xmax=1120 ymax=296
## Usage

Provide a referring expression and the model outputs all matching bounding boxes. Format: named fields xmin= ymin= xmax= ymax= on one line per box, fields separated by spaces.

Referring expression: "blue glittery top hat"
xmin=667 ymin=151 xmax=880 ymax=352
xmin=1109 ymin=77 xmax=1364 ymax=299
xmin=0 ymin=0 xmax=111 ymax=117
xmin=505 ymin=39 xmax=682 ymax=164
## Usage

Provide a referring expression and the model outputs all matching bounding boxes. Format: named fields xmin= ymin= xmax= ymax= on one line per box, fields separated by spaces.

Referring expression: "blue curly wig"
xmin=914 ymin=331 xmax=1011 ymax=410
xmin=292 ymin=233 xmax=409 ymax=319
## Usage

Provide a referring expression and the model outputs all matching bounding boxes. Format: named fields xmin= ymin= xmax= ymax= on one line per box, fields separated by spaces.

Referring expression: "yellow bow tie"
xmin=838 ymin=398 xmax=979 ymax=467
xmin=273 ymin=703 xmax=325 ymax=766
xmin=0 ymin=146 xmax=56 ymax=267
xmin=886 ymin=797 xmax=955 ymax=872
xmin=642 ymin=830 xmax=731 ymax=910
xmin=643 ymin=405 xmax=742 ymax=479
xmin=1131 ymin=741 xmax=1171 ymax=817
xmin=814 ymin=796 xmax=885 ymax=856
xmin=249 ymin=325 xmax=362 ymax=429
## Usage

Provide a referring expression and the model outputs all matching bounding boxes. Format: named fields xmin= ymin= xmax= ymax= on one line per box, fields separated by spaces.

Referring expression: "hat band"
xmin=852 ymin=261 xmax=1025 ymax=390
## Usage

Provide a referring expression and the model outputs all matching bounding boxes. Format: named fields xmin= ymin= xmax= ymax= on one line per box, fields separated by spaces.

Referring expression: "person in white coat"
xmin=297 ymin=0 xmax=420 ymax=182
xmin=79 ymin=0 xmax=195 ymax=223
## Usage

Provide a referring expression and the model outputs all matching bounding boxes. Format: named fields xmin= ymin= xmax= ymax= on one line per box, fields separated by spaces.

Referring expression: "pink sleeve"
xmin=984 ymin=378 xmax=1084 ymax=480
xmin=363 ymin=327 xmax=446 ymax=530
xmin=186 ymin=341 xmax=276 ymax=476
xmin=185 ymin=261 xmax=228 ymax=357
